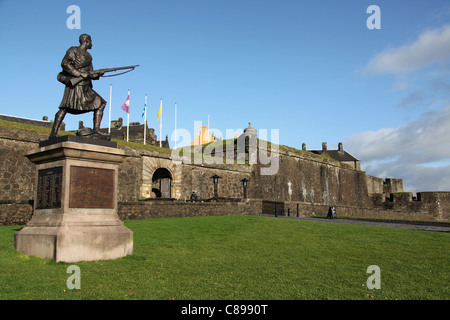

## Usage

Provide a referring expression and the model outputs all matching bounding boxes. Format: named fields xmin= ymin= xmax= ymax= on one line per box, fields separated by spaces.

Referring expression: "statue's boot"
xmin=49 ymin=109 xmax=67 ymax=139
xmin=92 ymin=108 xmax=109 ymax=140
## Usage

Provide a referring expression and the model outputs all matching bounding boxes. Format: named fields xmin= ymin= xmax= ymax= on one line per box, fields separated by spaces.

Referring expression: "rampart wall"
xmin=250 ymin=148 xmax=369 ymax=207
xmin=0 ymin=123 xmax=449 ymax=225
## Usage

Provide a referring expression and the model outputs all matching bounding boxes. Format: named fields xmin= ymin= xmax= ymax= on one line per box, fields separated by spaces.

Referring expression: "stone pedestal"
xmin=14 ymin=137 xmax=133 ymax=262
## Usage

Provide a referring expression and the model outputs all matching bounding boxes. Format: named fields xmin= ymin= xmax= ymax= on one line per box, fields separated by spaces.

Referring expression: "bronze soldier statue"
xmin=50 ymin=34 xmax=107 ymax=139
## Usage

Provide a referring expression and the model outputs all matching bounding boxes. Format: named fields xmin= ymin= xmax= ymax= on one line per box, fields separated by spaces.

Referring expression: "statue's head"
xmin=79 ymin=34 xmax=92 ymax=48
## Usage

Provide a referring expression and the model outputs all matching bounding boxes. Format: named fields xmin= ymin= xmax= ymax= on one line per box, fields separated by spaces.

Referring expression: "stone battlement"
xmin=368 ymin=191 xmax=450 ymax=221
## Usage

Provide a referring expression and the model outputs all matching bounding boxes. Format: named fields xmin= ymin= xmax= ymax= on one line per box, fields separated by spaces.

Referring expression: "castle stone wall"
xmin=251 ymin=148 xmax=369 ymax=207
xmin=177 ymin=163 xmax=251 ymax=200
xmin=0 ymin=126 xmax=44 ymax=225
xmin=366 ymin=174 xmax=384 ymax=194
xmin=0 ymin=129 xmax=36 ymax=202
xmin=0 ymin=123 xmax=449 ymax=225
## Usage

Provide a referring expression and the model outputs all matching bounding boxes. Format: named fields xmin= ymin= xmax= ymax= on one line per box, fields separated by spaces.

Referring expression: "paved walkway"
xmin=260 ymin=215 xmax=450 ymax=232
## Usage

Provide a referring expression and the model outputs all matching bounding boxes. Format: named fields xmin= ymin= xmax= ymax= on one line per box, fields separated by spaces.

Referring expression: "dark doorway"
xmin=152 ymin=168 xmax=172 ymax=198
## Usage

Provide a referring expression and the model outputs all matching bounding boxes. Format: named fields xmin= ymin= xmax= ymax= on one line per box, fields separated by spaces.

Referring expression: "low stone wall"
xmin=118 ymin=199 xmax=262 ymax=220
xmin=281 ymin=199 xmax=449 ymax=222
xmin=118 ymin=195 xmax=450 ymax=222
xmin=2 ymin=195 xmax=448 ymax=225
xmin=367 ymin=192 xmax=450 ymax=221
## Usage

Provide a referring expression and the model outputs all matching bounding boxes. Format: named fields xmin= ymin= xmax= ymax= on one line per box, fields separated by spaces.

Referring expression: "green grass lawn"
xmin=0 ymin=215 xmax=448 ymax=300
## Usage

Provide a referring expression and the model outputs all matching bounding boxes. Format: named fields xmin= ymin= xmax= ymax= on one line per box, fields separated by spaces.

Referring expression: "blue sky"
xmin=1 ymin=0 xmax=450 ymax=193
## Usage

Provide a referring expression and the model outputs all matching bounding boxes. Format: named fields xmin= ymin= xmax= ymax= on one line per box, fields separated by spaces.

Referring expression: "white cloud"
xmin=344 ymin=105 xmax=450 ymax=193
xmin=364 ymin=25 xmax=450 ymax=75
xmin=363 ymin=161 xmax=450 ymax=193
xmin=354 ymin=25 xmax=450 ymax=193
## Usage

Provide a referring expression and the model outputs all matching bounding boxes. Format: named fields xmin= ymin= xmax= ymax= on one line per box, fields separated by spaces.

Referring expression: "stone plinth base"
xmin=14 ymin=137 xmax=133 ymax=262
xmin=15 ymin=224 xmax=133 ymax=263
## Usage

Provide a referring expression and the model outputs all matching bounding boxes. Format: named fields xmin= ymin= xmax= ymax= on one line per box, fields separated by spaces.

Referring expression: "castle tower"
xmin=191 ymin=125 xmax=216 ymax=146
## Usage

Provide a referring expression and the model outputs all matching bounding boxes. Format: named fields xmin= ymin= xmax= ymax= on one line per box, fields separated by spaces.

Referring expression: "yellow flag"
xmin=157 ymin=99 xmax=162 ymax=120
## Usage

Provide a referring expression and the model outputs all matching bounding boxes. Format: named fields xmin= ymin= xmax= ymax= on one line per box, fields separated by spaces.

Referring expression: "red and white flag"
xmin=121 ymin=95 xmax=130 ymax=114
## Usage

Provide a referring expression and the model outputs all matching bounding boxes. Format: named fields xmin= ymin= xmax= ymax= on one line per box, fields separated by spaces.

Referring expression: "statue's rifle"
xmin=60 ymin=65 xmax=140 ymax=87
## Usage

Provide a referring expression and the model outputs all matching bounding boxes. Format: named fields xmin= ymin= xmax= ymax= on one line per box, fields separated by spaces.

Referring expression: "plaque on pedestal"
xmin=14 ymin=137 xmax=133 ymax=262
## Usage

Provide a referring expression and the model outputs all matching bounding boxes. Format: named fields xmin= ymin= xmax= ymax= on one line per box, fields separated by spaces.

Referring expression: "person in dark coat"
xmin=49 ymin=34 xmax=106 ymax=138
xmin=327 ymin=206 xmax=337 ymax=219
xmin=190 ymin=192 xmax=198 ymax=200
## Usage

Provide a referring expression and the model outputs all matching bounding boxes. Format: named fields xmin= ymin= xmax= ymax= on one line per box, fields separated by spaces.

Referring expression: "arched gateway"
xmin=152 ymin=168 xmax=172 ymax=198
xmin=141 ymin=157 xmax=182 ymax=199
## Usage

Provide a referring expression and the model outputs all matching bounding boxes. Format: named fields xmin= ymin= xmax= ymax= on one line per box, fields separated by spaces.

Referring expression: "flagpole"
xmin=144 ymin=94 xmax=147 ymax=145
xmin=127 ymin=89 xmax=130 ymax=142
xmin=174 ymin=102 xmax=177 ymax=149
xmin=109 ymin=84 xmax=112 ymax=134
xmin=159 ymin=98 xmax=162 ymax=148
